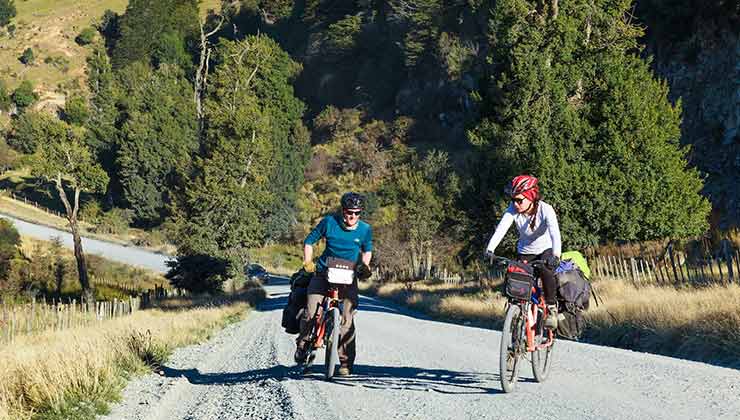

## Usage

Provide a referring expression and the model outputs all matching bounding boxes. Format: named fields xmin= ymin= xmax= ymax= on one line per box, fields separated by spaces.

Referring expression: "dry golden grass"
xmin=586 ymin=280 xmax=740 ymax=366
xmin=361 ymin=278 xmax=740 ymax=368
xmin=0 ymin=300 xmax=251 ymax=420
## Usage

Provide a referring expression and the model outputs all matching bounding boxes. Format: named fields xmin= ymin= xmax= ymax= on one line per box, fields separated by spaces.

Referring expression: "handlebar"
xmin=485 ymin=254 xmax=547 ymax=268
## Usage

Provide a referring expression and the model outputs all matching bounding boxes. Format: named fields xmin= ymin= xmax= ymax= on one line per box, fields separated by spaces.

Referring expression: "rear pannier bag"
xmin=281 ymin=269 xmax=312 ymax=334
xmin=504 ymin=267 xmax=535 ymax=301
xmin=556 ymin=267 xmax=591 ymax=311
xmin=555 ymin=264 xmax=592 ymax=339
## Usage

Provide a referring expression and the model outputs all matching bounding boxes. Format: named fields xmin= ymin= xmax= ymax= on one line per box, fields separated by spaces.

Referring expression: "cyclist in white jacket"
xmin=486 ymin=175 xmax=562 ymax=329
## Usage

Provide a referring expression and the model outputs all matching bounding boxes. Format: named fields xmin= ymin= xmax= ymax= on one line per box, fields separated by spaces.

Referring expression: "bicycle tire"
xmin=531 ymin=308 xmax=554 ymax=382
xmin=499 ymin=303 xmax=523 ymax=393
xmin=324 ymin=307 xmax=340 ymax=380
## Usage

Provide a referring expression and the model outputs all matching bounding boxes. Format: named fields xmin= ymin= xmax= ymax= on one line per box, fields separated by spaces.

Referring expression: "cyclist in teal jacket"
xmin=295 ymin=192 xmax=373 ymax=376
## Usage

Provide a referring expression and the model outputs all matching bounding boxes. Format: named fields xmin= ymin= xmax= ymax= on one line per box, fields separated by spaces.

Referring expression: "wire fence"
xmin=0 ymin=296 xmax=140 ymax=345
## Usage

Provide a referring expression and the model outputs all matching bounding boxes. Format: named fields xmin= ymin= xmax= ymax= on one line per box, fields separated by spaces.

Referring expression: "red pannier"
xmin=504 ymin=263 xmax=535 ymax=300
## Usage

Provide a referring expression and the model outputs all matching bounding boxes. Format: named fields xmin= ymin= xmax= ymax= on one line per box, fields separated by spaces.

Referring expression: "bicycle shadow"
xmin=158 ymin=363 xmax=522 ymax=395
xmin=300 ymin=364 xmax=512 ymax=395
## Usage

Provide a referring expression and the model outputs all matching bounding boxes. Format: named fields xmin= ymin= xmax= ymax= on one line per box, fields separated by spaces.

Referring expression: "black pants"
xmin=518 ymin=249 xmax=556 ymax=305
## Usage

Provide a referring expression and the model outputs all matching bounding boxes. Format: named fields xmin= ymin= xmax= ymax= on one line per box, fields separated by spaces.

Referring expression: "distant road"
xmin=0 ymin=213 xmax=171 ymax=273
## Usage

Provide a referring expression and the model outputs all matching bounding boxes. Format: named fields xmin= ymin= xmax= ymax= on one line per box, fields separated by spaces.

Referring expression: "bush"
xmin=62 ymin=92 xmax=90 ymax=125
xmin=0 ymin=0 xmax=16 ymax=29
xmin=0 ymin=79 xmax=11 ymax=111
xmin=96 ymin=208 xmax=133 ymax=235
xmin=11 ymin=79 xmax=37 ymax=111
xmin=19 ymin=47 xmax=34 ymax=65
xmin=0 ymin=218 xmax=20 ymax=282
xmin=8 ymin=111 xmax=66 ymax=153
xmin=165 ymin=254 xmax=231 ymax=294
xmin=75 ymin=27 xmax=96 ymax=46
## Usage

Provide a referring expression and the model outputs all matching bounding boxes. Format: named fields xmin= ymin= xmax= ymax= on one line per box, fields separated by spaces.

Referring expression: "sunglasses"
xmin=344 ymin=210 xmax=362 ymax=216
xmin=512 ymin=197 xmax=526 ymax=204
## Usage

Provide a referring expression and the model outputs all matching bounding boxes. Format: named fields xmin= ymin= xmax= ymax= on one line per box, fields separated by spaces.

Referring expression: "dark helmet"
xmin=340 ymin=192 xmax=365 ymax=209
xmin=504 ymin=174 xmax=539 ymax=198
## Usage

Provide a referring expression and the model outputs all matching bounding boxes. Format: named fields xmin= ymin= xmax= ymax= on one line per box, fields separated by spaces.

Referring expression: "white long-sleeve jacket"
xmin=485 ymin=201 xmax=561 ymax=257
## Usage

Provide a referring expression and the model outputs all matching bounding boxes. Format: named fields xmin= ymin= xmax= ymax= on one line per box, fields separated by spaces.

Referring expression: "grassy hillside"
xmin=0 ymin=0 xmax=221 ymax=110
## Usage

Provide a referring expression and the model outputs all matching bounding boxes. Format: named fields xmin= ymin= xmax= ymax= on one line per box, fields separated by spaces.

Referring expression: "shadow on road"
xmin=159 ymin=363 xmax=509 ymax=395
xmin=305 ymin=364 xmax=507 ymax=395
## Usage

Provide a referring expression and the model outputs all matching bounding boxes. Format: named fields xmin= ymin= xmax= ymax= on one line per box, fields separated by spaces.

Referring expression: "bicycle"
xmin=490 ymin=255 xmax=555 ymax=393
xmin=299 ymin=261 xmax=355 ymax=380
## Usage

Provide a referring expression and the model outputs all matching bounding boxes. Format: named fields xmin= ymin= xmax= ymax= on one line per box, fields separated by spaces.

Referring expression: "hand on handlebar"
xmin=546 ymin=255 xmax=560 ymax=270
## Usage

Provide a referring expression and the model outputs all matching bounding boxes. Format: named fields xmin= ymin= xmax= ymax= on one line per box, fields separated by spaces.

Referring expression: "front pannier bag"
xmin=504 ymin=264 xmax=535 ymax=300
xmin=281 ymin=269 xmax=312 ymax=334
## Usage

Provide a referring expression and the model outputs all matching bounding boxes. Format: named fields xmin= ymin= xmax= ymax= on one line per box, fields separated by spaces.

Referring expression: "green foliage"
xmin=30 ymin=120 xmax=109 ymax=195
xmin=75 ymin=27 xmax=97 ymax=46
xmin=260 ymin=0 xmax=294 ymax=21
xmin=115 ymin=62 xmax=198 ymax=226
xmin=389 ymin=0 xmax=443 ymax=68
xmin=19 ymin=47 xmax=34 ymax=65
xmin=62 ymin=93 xmax=90 ymax=125
xmin=9 ymin=111 xmax=66 ymax=154
xmin=436 ymin=32 xmax=476 ymax=79
xmin=112 ymin=0 xmax=199 ymax=70
xmin=165 ymin=254 xmax=230 ymax=293
xmin=0 ymin=0 xmax=15 ymax=29
xmin=323 ymin=14 xmax=363 ymax=59
xmin=469 ymin=0 xmax=710 ymax=247
xmin=0 ymin=218 xmax=20 ymax=282
xmin=0 ymin=78 xmax=10 ymax=111
xmin=175 ymin=34 xmax=306 ymax=258
xmin=11 ymin=79 xmax=37 ymax=111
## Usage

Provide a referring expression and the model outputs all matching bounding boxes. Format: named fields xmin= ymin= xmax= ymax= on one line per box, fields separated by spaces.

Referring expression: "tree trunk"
xmin=55 ymin=175 xmax=93 ymax=301
xmin=424 ymin=246 xmax=432 ymax=280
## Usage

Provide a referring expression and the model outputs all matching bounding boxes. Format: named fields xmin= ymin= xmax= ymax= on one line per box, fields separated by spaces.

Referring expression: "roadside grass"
xmin=360 ymin=278 xmax=740 ymax=368
xmin=0 ymin=285 xmax=264 ymax=420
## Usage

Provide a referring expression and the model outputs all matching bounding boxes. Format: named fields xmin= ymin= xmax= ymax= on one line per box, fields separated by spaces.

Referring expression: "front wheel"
xmin=324 ymin=307 xmax=340 ymax=380
xmin=531 ymin=307 xmax=554 ymax=382
xmin=499 ymin=303 xmax=524 ymax=393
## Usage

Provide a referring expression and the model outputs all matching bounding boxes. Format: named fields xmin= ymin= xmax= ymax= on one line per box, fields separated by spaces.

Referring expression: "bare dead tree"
xmin=195 ymin=15 xmax=225 ymax=137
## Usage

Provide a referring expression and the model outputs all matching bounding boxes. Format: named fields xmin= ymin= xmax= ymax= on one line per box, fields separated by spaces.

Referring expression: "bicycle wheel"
xmin=531 ymin=307 xmax=554 ymax=382
xmin=499 ymin=303 xmax=524 ymax=393
xmin=324 ymin=307 xmax=340 ymax=380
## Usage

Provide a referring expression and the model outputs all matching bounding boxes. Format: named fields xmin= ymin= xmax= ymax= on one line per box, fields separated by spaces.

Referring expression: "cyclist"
xmin=295 ymin=192 xmax=373 ymax=376
xmin=485 ymin=175 xmax=562 ymax=329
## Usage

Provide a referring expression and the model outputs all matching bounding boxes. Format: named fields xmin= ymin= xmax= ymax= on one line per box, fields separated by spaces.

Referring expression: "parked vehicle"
xmin=245 ymin=263 xmax=270 ymax=284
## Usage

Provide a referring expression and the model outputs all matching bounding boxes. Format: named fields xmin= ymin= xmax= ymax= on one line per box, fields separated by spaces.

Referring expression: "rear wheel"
xmin=499 ymin=303 xmax=524 ymax=393
xmin=324 ymin=307 xmax=340 ymax=380
xmin=531 ymin=307 xmax=554 ymax=382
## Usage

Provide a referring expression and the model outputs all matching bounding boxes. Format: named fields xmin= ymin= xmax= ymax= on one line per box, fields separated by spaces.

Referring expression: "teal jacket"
xmin=304 ymin=214 xmax=373 ymax=272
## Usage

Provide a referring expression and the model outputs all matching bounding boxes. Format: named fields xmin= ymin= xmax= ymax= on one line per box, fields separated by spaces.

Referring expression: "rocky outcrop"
xmin=645 ymin=24 xmax=740 ymax=228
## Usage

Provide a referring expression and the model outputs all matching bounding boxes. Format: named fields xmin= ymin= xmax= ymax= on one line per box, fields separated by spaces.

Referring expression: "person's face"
xmin=511 ymin=195 xmax=531 ymax=213
xmin=343 ymin=208 xmax=361 ymax=227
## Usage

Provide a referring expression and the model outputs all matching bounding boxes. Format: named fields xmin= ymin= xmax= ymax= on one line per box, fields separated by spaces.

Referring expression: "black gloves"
xmin=546 ymin=255 xmax=560 ymax=270
xmin=356 ymin=263 xmax=372 ymax=280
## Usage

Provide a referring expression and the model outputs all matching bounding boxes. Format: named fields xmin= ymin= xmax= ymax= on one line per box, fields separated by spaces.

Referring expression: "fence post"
xmin=723 ymin=241 xmax=735 ymax=282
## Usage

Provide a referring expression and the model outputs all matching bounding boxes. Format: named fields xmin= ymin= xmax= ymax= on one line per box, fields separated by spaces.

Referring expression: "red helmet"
xmin=504 ymin=175 xmax=539 ymax=199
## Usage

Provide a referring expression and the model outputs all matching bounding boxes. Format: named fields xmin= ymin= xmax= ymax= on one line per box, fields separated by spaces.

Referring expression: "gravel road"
xmin=100 ymin=276 xmax=740 ymax=420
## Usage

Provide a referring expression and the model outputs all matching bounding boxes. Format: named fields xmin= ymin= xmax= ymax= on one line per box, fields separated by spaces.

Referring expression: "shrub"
xmin=75 ymin=27 xmax=96 ymax=46
xmin=0 ymin=78 xmax=10 ymax=111
xmin=62 ymin=92 xmax=90 ymax=125
xmin=19 ymin=47 xmax=34 ymax=65
xmin=11 ymin=79 xmax=37 ymax=111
